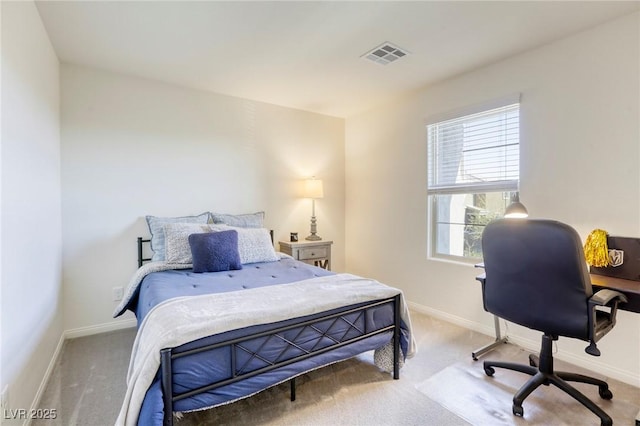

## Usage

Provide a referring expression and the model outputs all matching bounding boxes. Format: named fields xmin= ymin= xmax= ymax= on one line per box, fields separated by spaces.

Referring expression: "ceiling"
xmin=35 ymin=1 xmax=639 ymax=118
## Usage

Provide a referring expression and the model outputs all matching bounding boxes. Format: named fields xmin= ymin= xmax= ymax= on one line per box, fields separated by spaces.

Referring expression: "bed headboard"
xmin=137 ymin=237 xmax=152 ymax=267
xmin=137 ymin=230 xmax=275 ymax=267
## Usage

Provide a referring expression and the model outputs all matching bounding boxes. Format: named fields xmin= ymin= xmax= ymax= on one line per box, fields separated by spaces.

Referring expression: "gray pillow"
xmin=217 ymin=225 xmax=279 ymax=264
xmin=146 ymin=213 xmax=210 ymax=261
xmin=210 ymin=211 xmax=264 ymax=228
xmin=164 ymin=223 xmax=226 ymax=264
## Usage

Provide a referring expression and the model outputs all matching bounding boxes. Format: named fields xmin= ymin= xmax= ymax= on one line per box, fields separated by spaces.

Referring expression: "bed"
xmin=113 ymin=215 xmax=414 ymax=426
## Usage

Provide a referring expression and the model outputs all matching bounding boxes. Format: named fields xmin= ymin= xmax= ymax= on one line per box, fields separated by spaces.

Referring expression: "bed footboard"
xmin=159 ymin=294 xmax=402 ymax=426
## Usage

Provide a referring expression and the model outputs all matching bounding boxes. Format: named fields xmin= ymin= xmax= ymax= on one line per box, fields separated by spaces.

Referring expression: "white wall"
xmin=345 ymin=12 xmax=640 ymax=386
xmin=1 ymin=0 xmax=62 ymax=418
xmin=61 ymin=64 xmax=345 ymax=331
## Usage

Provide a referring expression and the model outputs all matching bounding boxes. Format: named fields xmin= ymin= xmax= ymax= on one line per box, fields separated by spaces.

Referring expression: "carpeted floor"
xmin=416 ymin=344 xmax=640 ymax=425
xmin=32 ymin=310 xmax=640 ymax=426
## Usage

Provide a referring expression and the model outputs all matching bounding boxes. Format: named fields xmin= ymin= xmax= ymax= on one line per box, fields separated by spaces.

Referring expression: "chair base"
xmin=484 ymin=334 xmax=613 ymax=426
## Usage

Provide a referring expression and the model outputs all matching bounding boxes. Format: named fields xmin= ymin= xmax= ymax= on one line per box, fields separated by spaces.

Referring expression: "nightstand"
xmin=279 ymin=240 xmax=333 ymax=270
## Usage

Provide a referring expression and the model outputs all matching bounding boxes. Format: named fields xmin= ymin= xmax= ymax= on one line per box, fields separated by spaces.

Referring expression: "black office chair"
xmin=478 ymin=218 xmax=627 ymax=426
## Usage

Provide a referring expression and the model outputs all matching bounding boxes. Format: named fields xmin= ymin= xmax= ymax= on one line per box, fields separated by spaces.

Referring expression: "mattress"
xmin=131 ymin=256 xmax=334 ymax=324
xmin=121 ymin=257 xmax=404 ymax=425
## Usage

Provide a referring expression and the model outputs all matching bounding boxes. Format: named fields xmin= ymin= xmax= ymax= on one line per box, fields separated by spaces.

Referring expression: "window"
xmin=427 ymin=100 xmax=520 ymax=261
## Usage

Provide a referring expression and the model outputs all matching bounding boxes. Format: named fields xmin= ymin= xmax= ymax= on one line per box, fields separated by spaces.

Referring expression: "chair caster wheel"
xmin=599 ymin=387 xmax=613 ymax=400
xmin=484 ymin=366 xmax=495 ymax=376
xmin=512 ymin=405 xmax=524 ymax=417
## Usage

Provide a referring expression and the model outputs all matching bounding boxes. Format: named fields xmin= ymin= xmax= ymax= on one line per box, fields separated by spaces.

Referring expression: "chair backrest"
xmin=481 ymin=219 xmax=593 ymax=340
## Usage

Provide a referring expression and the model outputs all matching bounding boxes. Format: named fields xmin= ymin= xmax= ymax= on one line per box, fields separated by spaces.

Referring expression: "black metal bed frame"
xmin=137 ymin=237 xmax=152 ymax=267
xmin=136 ymin=237 xmax=401 ymax=426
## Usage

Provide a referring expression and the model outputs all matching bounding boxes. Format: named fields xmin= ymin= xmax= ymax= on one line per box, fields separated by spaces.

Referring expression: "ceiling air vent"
xmin=362 ymin=42 xmax=409 ymax=65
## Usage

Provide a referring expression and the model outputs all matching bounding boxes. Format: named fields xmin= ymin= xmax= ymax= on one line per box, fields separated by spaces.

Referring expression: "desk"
xmin=472 ymin=272 xmax=640 ymax=350
xmin=590 ymin=273 xmax=640 ymax=313
xmin=590 ymin=273 xmax=640 ymax=426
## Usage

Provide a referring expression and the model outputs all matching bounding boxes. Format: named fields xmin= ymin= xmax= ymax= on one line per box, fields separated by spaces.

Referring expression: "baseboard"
xmin=24 ymin=332 xmax=65 ymax=426
xmin=407 ymin=301 xmax=497 ymax=338
xmin=407 ymin=300 xmax=640 ymax=388
xmin=64 ymin=318 xmax=137 ymax=339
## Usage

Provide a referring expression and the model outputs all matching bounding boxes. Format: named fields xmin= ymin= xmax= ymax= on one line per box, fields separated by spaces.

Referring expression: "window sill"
xmin=427 ymin=255 xmax=479 ymax=268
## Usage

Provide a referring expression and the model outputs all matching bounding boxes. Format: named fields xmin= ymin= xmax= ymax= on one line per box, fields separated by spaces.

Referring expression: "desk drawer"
xmin=298 ymin=247 xmax=328 ymax=260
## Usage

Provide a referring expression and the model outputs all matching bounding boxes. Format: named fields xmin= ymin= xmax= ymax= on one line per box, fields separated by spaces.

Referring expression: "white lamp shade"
xmin=303 ymin=178 xmax=324 ymax=199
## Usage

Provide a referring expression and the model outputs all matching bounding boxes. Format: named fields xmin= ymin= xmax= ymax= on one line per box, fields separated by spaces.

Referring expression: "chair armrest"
xmin=475 ymin=263 xmax=485 ymax=284
xmin=585 ymin=289 xmax=627 ymax=356
xmin=475 ymin=272 xmax=488 ymax=312
xmin=590 ymin=289 xmax=627 ymax=306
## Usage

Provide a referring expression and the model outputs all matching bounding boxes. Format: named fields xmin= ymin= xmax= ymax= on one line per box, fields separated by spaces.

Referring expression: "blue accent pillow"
xmin=188 ymin=230 xmax=242 ymax=273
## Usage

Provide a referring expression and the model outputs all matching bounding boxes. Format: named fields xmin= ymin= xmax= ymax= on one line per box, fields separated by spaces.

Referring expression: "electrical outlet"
xmin=1 ymin=385 xmax=9 ymax=410
xmin=112 ymin=287 xmax=124 ymax=301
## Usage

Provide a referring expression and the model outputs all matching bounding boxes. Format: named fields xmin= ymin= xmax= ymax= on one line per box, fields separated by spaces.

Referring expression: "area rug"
xmin=416 ymin=353 xmax=639 ymax=426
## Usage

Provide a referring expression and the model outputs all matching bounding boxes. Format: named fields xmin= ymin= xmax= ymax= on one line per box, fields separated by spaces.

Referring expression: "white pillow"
xmin=217 ymin=226 xmax=278 ymax=264
xmin=164 ymin=223 xmax=224 ymax=264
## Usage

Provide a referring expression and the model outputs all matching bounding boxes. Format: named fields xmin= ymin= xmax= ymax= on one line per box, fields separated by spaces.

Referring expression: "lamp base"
xmin=306 ymin=213 xmax=321 ymax=241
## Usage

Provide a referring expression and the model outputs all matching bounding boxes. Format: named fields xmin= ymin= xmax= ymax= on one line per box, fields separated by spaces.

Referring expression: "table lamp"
xmin=303 ymin=177 xmax=324 ymax=240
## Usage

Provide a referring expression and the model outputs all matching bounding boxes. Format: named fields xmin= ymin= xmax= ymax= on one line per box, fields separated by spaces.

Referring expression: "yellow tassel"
xmin=584 ymin=229 xmax=610 ymax=267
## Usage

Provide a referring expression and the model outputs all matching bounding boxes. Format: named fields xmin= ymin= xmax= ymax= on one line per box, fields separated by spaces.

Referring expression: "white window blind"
xmin=428 ymin=103 xmax=520 ymax=195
